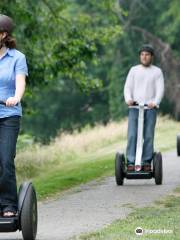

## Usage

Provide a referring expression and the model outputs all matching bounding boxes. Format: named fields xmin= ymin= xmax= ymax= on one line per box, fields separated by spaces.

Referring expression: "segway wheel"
xmin=115 ymin=152 xmax=125 ymax=185
xmin=153 ymin=152 xmax=163 ymax=185
xmin=177 ymin=135 xmax=180 ymax=156
xmin=21 ymin=184 xmax=38 ymax=240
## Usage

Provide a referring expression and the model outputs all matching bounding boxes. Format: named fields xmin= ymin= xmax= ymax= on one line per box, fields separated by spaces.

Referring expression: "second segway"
xmin=115 ymin=103 xmax=163 ymax=185
xmin=177 ymin=135 xmax=180 ymax=156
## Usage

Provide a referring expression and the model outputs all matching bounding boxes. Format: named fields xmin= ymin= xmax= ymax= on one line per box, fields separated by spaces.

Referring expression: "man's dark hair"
xmin=139 ymin=44 xmax=154 ymax=55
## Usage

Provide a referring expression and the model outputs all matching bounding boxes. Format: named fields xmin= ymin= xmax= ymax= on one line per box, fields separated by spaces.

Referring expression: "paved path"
xmin=0 ymin=151 xmax=179 ymax=240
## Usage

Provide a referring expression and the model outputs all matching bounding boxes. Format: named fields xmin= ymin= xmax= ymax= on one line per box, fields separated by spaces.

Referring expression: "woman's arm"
xmin=6 ymin=74 xmax=26 ymax=107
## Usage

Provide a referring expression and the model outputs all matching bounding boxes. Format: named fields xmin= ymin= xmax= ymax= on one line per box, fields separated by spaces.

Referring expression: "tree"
xmin=116 ymin=0 xmax=180 ymax=118
xmin=1 ymin=0 xmax=122 ymax=142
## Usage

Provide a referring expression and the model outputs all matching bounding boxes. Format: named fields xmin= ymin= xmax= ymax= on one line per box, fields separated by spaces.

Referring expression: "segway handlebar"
xmin=0 ymin=100 xmax=18 ymax=106
xmin=0 ymin=100 xmax=6 ymax=105
xmin=132 ymin=102 xmax=148 ymax=107
xmin=131 ymin=102 xmax=157 ymax=109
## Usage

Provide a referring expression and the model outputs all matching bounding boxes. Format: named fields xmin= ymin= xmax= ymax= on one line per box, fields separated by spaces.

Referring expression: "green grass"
xmin=72 ymin=188 xmax=180 ymax=240
xmin=15 ymin=116 xmax=180 ymax=199
xmin=34 ymin=155 xmax=113 ymax=199
xmin=15 ymin=117 xmax=180 ymax=239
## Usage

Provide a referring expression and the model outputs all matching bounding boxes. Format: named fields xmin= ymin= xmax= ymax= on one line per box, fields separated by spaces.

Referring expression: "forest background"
xmin=1 ymin=0 xmax=179 ymax=143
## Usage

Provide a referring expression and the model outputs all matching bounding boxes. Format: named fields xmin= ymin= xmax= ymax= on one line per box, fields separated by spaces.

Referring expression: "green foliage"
xmin=158 ymin=0 xmax=180 ymax=56
xmin=0 ymin=0 xmax=179 ymax=142
xmin=1 ymin=0 xmax=122 ymax=89
xmin=22 ymin=83 xmax=111 ymax=143
xmin=1 ymin=0 xmax=123 ymax=142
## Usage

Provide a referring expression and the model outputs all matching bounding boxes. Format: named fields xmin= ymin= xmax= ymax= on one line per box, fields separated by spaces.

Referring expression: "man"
xmin=124 ymin=44 xmax=164 ymax=171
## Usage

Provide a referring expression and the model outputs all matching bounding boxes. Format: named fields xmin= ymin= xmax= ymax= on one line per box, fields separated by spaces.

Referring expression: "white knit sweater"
xmin=124 ymin=64 xmax=164 ymax=106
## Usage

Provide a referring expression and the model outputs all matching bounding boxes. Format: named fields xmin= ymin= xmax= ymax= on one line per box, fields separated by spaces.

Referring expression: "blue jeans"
xmin=0 ymin=116 xmax=20 ymax=212
xmin=126 ymin=108 xmax=157 ymax=165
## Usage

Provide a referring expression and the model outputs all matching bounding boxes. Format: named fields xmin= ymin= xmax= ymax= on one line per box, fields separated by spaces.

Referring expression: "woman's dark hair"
xmin=3 ymin=34 xmax=16 ymax=48
xmin=0 ymin=14 xmax=16 ymax=48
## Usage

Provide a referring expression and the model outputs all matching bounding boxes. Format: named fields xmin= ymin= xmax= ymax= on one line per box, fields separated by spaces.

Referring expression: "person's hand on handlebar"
xmin=148 ymin=102 xmax=156 ymax=109
xmin=6 ymin=96 xmax=20 ymax=107
xmin=127 ymin=100 xmax=134 ymax=106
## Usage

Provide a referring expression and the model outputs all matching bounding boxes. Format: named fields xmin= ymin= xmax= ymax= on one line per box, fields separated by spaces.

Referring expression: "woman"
xmin=0 ymin=14 xmax=28 ymax=217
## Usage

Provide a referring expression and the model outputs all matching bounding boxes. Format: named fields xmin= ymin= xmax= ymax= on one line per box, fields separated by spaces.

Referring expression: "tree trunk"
xmin=131 ymin=26 xmax=180 ymax=119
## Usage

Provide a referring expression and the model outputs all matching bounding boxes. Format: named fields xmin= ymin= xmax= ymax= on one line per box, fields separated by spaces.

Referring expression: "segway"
xmin=115 ymin=103 xmax=163 ymax=185
xmin=177 ymin=135 xmax=180 ymax=156
xmin=0 ymin=181 xmax=38 ymax=240
xmin=0 ymin=100 xmax=38 ymax=240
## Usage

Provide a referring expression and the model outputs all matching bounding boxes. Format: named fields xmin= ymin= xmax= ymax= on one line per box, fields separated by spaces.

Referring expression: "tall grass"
xmin=16 ymin=119 xmax=127 ymax=181
xmin=15 ymin=116 xmax=180 ymax=197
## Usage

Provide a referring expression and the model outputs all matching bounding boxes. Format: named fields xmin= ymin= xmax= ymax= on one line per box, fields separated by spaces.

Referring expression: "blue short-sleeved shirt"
xmin=0 ymin=48 xmax=28 ymax=118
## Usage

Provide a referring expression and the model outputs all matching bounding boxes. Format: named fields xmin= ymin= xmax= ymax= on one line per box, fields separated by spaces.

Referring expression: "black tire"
xmin=177 ymin=135 xmax=180 ymax=156
xmin=21 ymin=184 xmax=38 ymax=240
xmin=152 ymin=152 xmax=157 ymax=177
xmin=115 ymin=152 xmax=125 ymax=185
xmin=153 ymin=152 xmax=163 ymax=185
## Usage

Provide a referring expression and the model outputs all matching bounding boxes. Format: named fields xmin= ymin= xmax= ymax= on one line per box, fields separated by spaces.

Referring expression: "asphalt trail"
xmin=0 ymin=151 xmax=179 ymax=240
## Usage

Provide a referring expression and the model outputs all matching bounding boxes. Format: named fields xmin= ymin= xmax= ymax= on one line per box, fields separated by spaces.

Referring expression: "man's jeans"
xmin=126 ymin=108 xmax=157 ymax=165
xmin=0 ymin=116 xmax=20 ymax=212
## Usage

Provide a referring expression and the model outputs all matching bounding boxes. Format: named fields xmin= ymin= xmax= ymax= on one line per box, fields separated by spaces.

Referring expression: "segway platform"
xmin=125 ymin=171 xmax=153 ymax=179
xmin=0 ymin=216 xmax=18 ymax=232
xmin=115 ymin=151 xmax=162 ymax=185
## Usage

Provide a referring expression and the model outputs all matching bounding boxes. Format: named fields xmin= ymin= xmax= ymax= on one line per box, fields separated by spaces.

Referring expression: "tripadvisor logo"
xmin=135 ymin=227 xmax=143 ymax=236
xmin=135 ymin=227 xmax=173 ymax=235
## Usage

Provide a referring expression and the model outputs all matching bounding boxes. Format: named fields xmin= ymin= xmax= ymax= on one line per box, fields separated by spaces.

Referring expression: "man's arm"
xmin=124 ymin=67 xmax=134 ymax=105
xmin=154 ymin=69 xmax=164 ymax=106
xmin=148 ymin=70 xmax=164 ymax=109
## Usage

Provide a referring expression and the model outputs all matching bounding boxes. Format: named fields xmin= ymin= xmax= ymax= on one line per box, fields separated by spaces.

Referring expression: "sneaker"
xmin=2 ymin=206 xmax=17 ymax=218
xmin=135 ymin=165 xmax=141 ymax=171
xmin=127 ymin=165 xmax=135 ymax=171
xmin=144 ymin=164 xmax=151 ymax=172
xmin=3 ymin=211 xmax=17 ymax=217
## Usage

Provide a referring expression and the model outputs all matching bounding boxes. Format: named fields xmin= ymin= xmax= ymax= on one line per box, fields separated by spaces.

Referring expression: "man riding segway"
xmin=124 ymin=44 xmax=164 ymax=172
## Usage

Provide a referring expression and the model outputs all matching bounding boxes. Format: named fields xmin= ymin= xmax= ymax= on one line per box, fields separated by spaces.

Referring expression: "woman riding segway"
xmin=0 ymin=14 xmax=27 ymax=217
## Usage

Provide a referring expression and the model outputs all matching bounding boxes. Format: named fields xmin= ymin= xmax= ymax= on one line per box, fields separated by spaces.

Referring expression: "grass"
xmin=34 ymin=155 xmax=113 ymax=199
xmin=71 ymin=187 xmax=180 ymax=240
xmin=15 ymin=115 xmax=180 ymax=199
